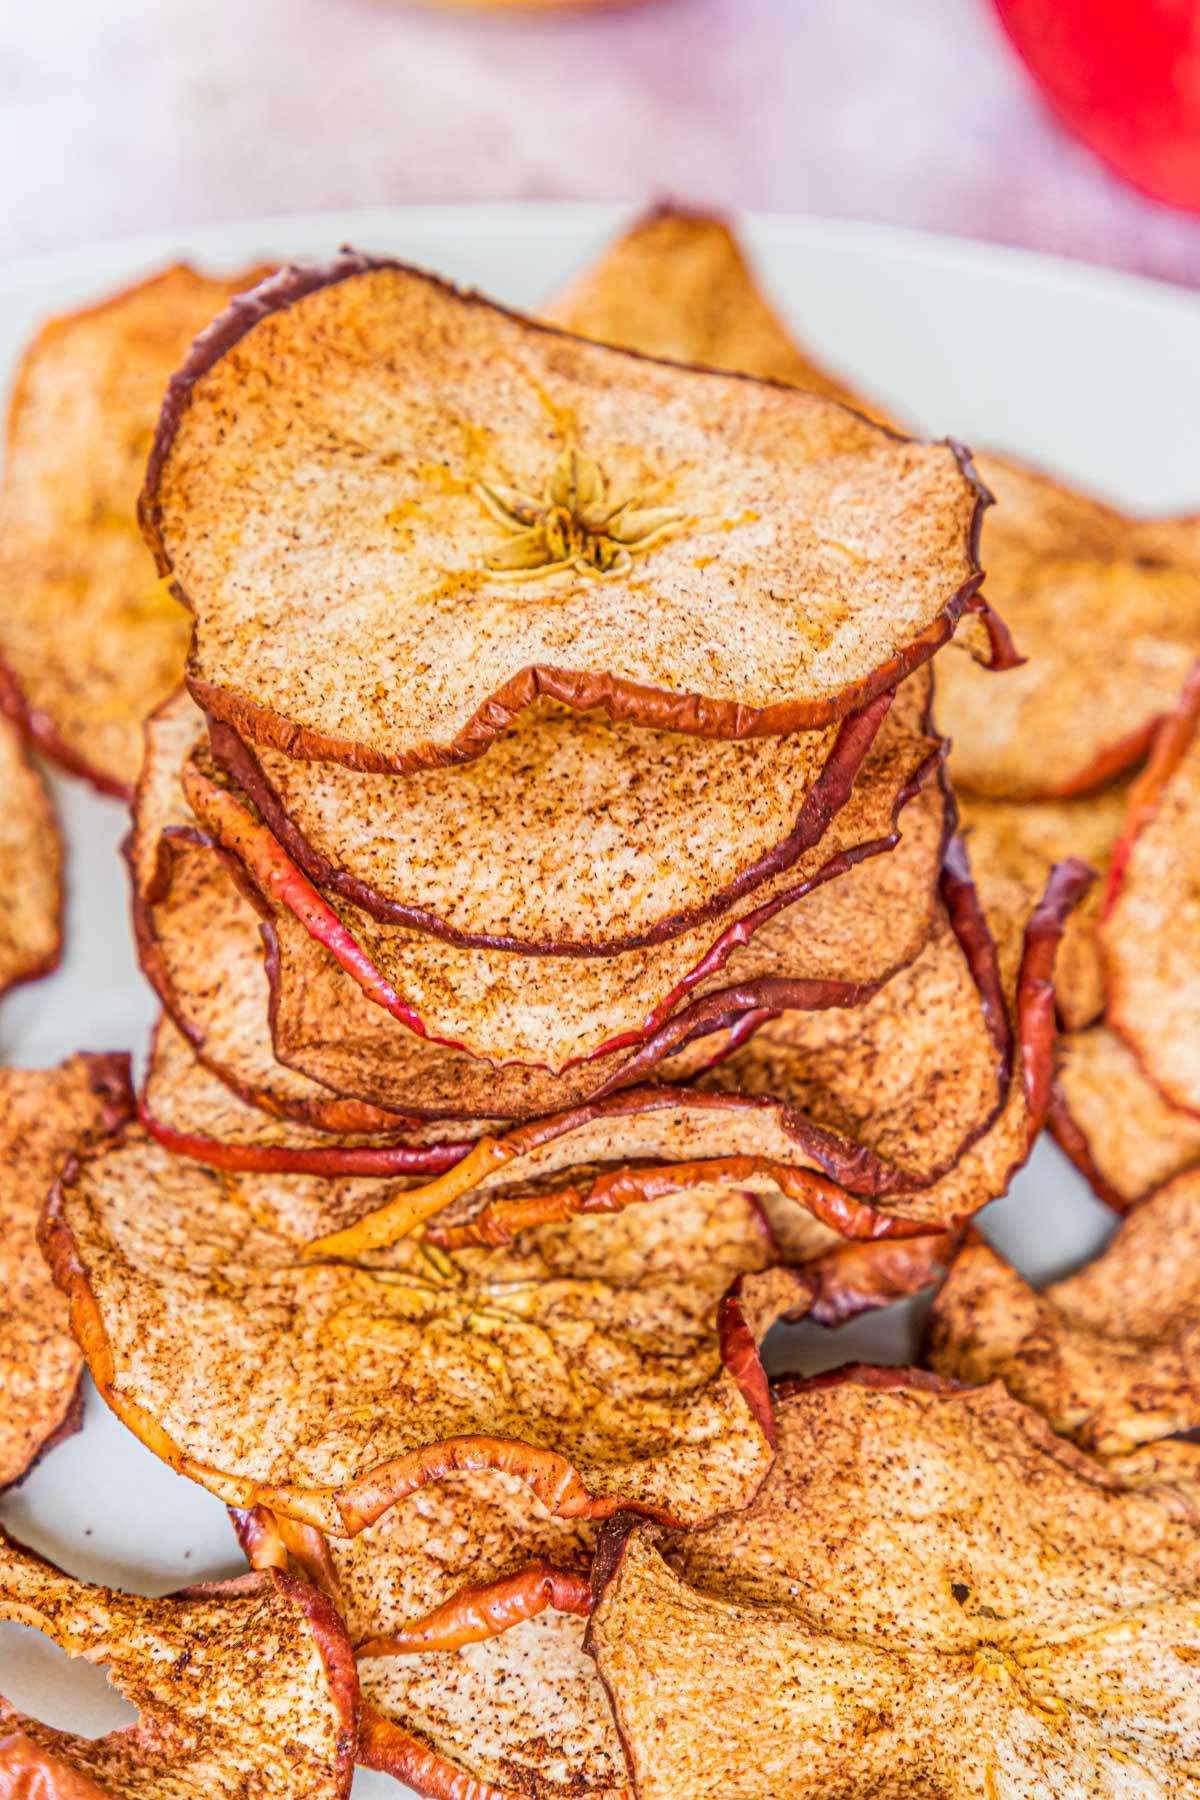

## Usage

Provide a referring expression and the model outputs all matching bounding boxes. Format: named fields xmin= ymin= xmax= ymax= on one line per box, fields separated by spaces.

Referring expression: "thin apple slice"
xmin=1050 ymin=1026 xmax=1200 ymax=1212
xmin=0 ymin=713 xmax=63 ymax=1001
xmin=938 ymin=454 xmax=1200 ymax=800
xmin=183 ymin=679 xmax=944 ymax=1071
xmin=928 ymin=1171 xmax=1200 ymax=1456
xmin=210 ymin=691 xmax=878 ymax=954
xmin=42 ymin=1137 xmax=804 ymax=1534
xmin=141 ymin=252 xmax=997 ymax=773
xmin=1102 ymin=660 xmax=1200 ymax=1115
xmin=0 ymin=1054 xmax=133 ymax=1491
xmin=587 ymin=1371 xmax=1200 ymax=1800
xmin=959 ymin=782 xmax=1125 ymax=1032
xmin=0 ymin=1524 xmax=357 ymax=1799
xmin=316 ymin=852 xmax=1089 ymax=1259
xmin=0 ymin=263 xmax=272 ymax=799
xmin=546 ymin=203 xmax=874 ymax=416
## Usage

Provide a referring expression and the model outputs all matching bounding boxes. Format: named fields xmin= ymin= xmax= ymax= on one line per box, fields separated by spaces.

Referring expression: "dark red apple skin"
xmin=995 ymin=0 xmax=1200 ymax=211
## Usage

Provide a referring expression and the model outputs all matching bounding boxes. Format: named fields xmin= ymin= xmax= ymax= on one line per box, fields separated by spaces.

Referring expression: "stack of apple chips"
xmin=40 ymin=228 xmax=1099 ymax=1797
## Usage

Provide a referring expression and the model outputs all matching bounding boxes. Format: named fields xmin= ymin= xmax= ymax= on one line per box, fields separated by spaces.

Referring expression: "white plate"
xmin=1 ymin=204 xmax=1193 ymax=1788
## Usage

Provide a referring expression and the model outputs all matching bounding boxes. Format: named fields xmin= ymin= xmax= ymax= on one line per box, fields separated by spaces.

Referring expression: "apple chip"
xmin=959 ymin=783 xmax=1125 ymax=1032
xmin=588 ymin=1371 xmax=1200 ymax=1800
xmin=0 ymin=1525 xmax=357 ymax=1798
xmin=938 ymin=454 xmax=1200 ymax=800
xmin=0 ymin=1054 xmax=133 ymax=1490
xmin=0 ymin=712 xmax=63 ymax=1001
xmin=1051 ymin=1026 xmax=1200 ymax=1211
xmin=0 ymin=262 xmax=272 ymax=798
xmin=227 ymin=1229 xmax=948 ymax=1800
xmin=141 ymin=252 xmax=994 ymax=772
xmin=210 ymin=690 xmax=884 ymax=954
xmin=43 ymin=1135 xmax=804 ymax=1533
xmin=928 ymin=1171 xmax=1200 ymax=1455
xmin=1102 ymin=660 xmax=1200 ymax=1115
xmin=546 ymin=204 xmax=871 ymax=414
xmin=317 ymin=853 xmax=1089 ymax=1259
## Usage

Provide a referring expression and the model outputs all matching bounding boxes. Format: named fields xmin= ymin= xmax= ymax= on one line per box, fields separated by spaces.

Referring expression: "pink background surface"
xmin=7 ymin=0 xmax=1200 ymax=281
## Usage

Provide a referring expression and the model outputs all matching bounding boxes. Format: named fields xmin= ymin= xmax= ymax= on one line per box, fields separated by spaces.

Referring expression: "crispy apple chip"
xmin=546 ymin=204 xmax=870 ymax=414
xmin=1051 ymin=1026 xmax=1200 ymax=1211
xmin=929 ymin=1172 xmax=1200 ymax=1455
xmin=588 ymin=1370 xmax=1200 ymax=1800
xmin=323 ymin=852 xmax=1088 ymax=1259
xmin=0 ymin=713 xmax=63 ymax=1000
xmin=210 ymin=690 xmax=881 ymax=954
xmin=184 ymin=683 xmax=945 ymax=1071
xmin=141 ymin=252 xmax=992 ymax=772
xmin=43 ymin=1135 xmax=803 ymax=1533
xmin=938 ymin=454 xmax=1200 ymax=800
xmin=0 ymin=1054 xmax=133 ymax=1490
xmin=1102 ymin=661 xmax=1200 ymax=1115
xmin=0 ymin=1525 xmax=357 ymax=1798
xmin=0 ymin=263 xmax=272 ymax=798
xmin=959 ymin=783 xmax=1125 ymax=1032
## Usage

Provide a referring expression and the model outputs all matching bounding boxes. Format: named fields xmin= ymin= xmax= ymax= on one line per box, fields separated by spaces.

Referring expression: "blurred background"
xmin=7 ymin=0 xmax=1200 ymax=281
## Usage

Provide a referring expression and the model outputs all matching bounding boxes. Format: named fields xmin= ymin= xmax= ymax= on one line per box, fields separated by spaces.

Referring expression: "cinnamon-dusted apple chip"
xmin=546 ymin=204 xmax=871 ymax=415
xmin=0 ymin=713 xmax=63 ymax=1001
xmin=959 ymin=783 xmax=1125 ymax=1032
xmin=1051 ymin=1026 xmax=1200 ymax=1211
xmin=0 ymin=262 xmax=272 ymax=798
xmin=228 ymin=1231 xmax=950 ymax=1800
xmin=1102 ymin=661 xmax=1200 ymax=1115
xmin=42 ymin=1136 xmax=803 ymax=1533
xmin=316 ymin=852 xmax=1088 ymax=1259
xmin=928 ymin=1171 xmax=1200 ymax=1455
xmin=0 ymin=1053 xmax=133 ymax=1490
xmin=938 ymin=454 xmax=1200 ymax=800
xmin=184 ymin=687 xmax=945 ymax=1071
xmin=588 ymin=1371 xmax=1200 ymax=1800
xmin=141 ymin=252 xmax=995 ymax=772
xmin=0 ymin=1525 xmax=357 ymax=1798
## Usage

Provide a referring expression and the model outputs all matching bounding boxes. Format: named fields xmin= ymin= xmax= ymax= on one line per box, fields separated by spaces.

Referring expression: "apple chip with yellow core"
xmin=0 ymin=713 xmax=63 ymax=1001
xmin=141 ymin=252 xmax=995 ymax=772
xmin=1050 ymin=1026 xmax=1200 ymax=1212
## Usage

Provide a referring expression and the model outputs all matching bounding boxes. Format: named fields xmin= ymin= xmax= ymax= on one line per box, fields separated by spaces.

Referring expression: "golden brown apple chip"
xmin=0 ymin=1524 xmax=357 ymax=1798
xmin=182 ymin=682 xmax=945 ymax=1071
xmin=210 ymin=691 xmax=879 ymax=955
xmin=928 ymin=1172 xmax=1200 ymax=1456
xmin=43 ymin=1136 xmax=803 ymax=1534
xmin=0 ymin=262 xmax=272 ymax=798
xmin=938 ymin=454 xmax=1200 ymax=800
xmin=958 ymin=783 xmax=1125 ymax=1032
xmin=313 ymin=851 xmax=1089 ymax=1259
xmin=141 ymin=252 xmax=996 ymax=773
xmin=588 ymin=1370 xmax=1200 ymax=1800
xmin=0 ymin=1053 xmax=133 ymax=1491
xmin=0 ymin=713 xmax=63 ymax=1000
xmin=546 ymin=204 xmax=872 ymax=416
xmin=1050 ymin=1026 xmax=1200 ymax=1212
xmin=1102 ymin=660 xmax=1200 ymax=1115
xmin=228 ymin=1229 xmax=950 ymax=1800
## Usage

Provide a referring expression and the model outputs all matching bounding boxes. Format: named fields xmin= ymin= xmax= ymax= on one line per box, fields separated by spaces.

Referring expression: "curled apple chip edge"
xmin=40 ymin=1137 xmax=810 ymax=1536
xmin=928 ymin=1168 xmax=1200 ymax=1457
xmin=0 ymin=711 xmax=64 ymax=1003
xmin=586 ymin=1368 xmax=1200 ymax=1800
xmin=139 ymin=250 xmax=1008 ymax=775
xmin=0 ymin=1052 xmax=134 ymax=1493
xmin=0 ymin=261 xmax=274 ymax=799
xmin=0 ymin=1523 xmax=358 ymax=1800
xmin=228 ymin=1228 xmax=951 ymax=1800
xmin=1049 ymin=1024 xmax=1200 ymax=1213
xmin=1101 ymin=656 xmax=1200 ymax=1118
